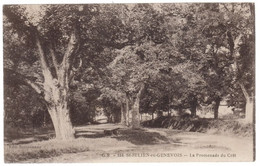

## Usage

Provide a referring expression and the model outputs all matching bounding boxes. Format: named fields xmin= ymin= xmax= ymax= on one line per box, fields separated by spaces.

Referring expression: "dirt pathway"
xmin=23 ymin=124 xmax=254 ymax=162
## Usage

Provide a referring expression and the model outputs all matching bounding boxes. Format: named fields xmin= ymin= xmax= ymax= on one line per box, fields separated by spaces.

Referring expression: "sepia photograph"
xmin=2 ymin=2 xmax=255 ymax=163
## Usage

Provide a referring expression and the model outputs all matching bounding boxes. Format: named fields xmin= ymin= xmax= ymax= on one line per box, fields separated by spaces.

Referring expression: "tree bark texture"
xmin=213 ymin=97 xmax=221 ymax=119
xmin=132 ymin=83 xmax=145 ymax=129
xmin=120 ymin=103 xmax=127 ymax=125
xmin=190 ymin=97 xmax=197 ymax=117
xmin=34 ymin=32 xmax=78 ymax=140
xmin=125 ymin=96 xmax=130 ymax=126
xmin=245 ymin=98 xmax=254 ymax=123
xmin=239 ymin=83 xmax=254 ymax=123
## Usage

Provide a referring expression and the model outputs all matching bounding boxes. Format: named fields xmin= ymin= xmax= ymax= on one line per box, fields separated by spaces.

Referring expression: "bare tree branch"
xmin=35 ymin=35 xmax=54 ymax=80
xmin=239 ymin=82 xmax=249 ymax=100
xmin=62 ymin=31 xmax=78 ymax=71
xmin=223 ymin=4 xmax=230 ymax=12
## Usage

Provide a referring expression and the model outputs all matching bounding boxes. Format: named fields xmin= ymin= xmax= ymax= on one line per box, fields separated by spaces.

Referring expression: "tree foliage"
xmin=3 ymin=3 xmax=255 ymax=135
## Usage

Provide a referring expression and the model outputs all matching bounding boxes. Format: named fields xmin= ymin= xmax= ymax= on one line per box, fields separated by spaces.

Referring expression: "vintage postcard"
xmin=3 ymin=2 xmax=255 ymax=163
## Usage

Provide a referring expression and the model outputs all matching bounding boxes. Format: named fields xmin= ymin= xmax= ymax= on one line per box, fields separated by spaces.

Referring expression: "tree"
xmin=173 ymin=4 xmax=230 ymax=118
xmin=202 ymin=3 xmax=255 ymax=122
xmin=4 ymin=5 xmax=80 ymax=139
xmin=3 ymin=4 xmax=144 ymax=139
xmin=201 ymin=3 xmax=254 ymax=120
xmin=109 ymin=37 xmax=186 ymax=127
xmin=171 ymin=3 xmax=254 ymax=121
xmin=224 ymin=3 xmax=255 ymax=123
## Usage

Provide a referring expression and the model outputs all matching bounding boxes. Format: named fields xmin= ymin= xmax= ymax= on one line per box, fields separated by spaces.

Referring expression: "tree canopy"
xmin=3 ymin=3 xmax=255 ymax=139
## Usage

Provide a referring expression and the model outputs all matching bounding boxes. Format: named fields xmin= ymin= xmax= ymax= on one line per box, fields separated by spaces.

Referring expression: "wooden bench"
xmin=104 ymin=128 xmax=120 ymax=136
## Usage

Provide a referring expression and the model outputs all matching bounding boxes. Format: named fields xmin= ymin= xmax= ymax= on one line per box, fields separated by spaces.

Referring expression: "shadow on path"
xmin=75 ymin=126 xmax=172 ymax=145
xmin=113 ymin=128 xmax=171 ymax=145
xmin=6 ymin=124 xmax=174 ymax=146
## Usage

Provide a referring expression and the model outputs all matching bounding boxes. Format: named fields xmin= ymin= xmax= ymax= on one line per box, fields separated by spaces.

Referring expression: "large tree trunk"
xmin=213 ymin=97 xmax=221 ymax=119
xmin=48 ymin=103 xmax=74 ymax=140
xmin=35 ymin=32 xmax=78 ymax=140
xmin=132 ymin=101 xmax=140 ymax=129
xmin=131 ymin=84 xmax=145 ymax=129
xmin=245 ymin=98 xmax=254 ymax=123
xmin=43 ymin=74 xmax=75 ymax=140
xmin=239 ymin=83 xmax=254 ymax=123
xmin=120 ymin=103 xmax=127 ymax=125
xmin=125 ymin=97 xmax=130 ymax=126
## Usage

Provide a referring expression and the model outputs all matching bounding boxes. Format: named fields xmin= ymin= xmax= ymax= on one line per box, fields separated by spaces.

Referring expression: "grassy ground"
xmin=4 ymin=124 xmax=133 ymax=162
xmin=142 ymin=116 xmax=254 ymax=137
xmin=5 ymin=138 xmax=90 ymax=162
